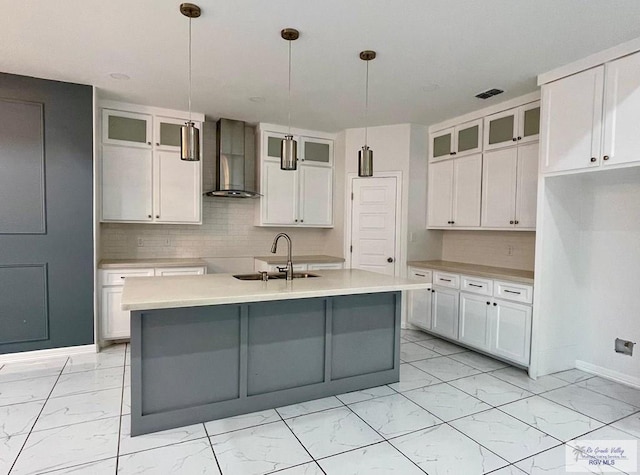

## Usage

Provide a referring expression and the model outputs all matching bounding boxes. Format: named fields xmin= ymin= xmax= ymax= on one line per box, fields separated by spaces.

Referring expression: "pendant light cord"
xmin=364 ymin=59 xmax=369 ymax=146
xmin=188 ymin=16 xmax=192 ymax=123
xmin=287 ymin=38 xmax=292 ymax=135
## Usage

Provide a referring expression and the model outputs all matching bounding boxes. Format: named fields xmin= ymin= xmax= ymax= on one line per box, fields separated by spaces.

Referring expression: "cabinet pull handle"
xmin=603 ymin=155 xmax=610 ymax=161
xmin=415 ymin=273 xmax=426 ymax=277
xmin=504 ymin=289 xmax=521 ymax=295
xmin=439 ymin=278 xmax=452 ymax=282
xmin=120 ymin=276 xmax=125 ymax=279
xmin=469 ymin=283 xmax=482 ymax=288
xmin=590 ymin=157 xmax=597 ymax=162
xmin=450 ymin=152 xmax=457 ymax=156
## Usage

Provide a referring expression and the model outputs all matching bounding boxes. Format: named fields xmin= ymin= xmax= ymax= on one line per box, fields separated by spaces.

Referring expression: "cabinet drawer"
xmin=461 ymin=275 xmax=493 ymax=296
xmin=494 ymin=280 xmax=533 ymax=304
xmin=408 ymin=268 xmax=432 ymax=282
xmin=155 ymin=266 xmax=206 ymax=276
xmin=102 ymin=268 xmax=154 ymax=286
xmin=307 ymin=263 xmax=343 ymax=270
xmin=433 ymin=271 xmax=460 ymax=289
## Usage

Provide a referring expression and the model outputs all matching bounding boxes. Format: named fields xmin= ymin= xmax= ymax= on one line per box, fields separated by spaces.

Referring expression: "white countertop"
xmin=407 ymin=260 xmax=534 ymax=284
xmin=99 ymin=258 xmax=207 ymax=269
xmin=121 ymin=269 xmax=428 ymax=311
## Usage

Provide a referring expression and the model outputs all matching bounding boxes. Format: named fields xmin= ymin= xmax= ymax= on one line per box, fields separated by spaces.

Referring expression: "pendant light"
xmin=180 ymin=3 xmax=201 ymax=161
xmin=280 ymin=28 xmax=299 ymax=171
xmin=358 ymin=50 xmax=376 ymax=177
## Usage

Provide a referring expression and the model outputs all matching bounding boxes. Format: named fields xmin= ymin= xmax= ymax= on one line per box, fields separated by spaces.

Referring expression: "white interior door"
xmin=351 ymin=176 xmax=398 ymax=276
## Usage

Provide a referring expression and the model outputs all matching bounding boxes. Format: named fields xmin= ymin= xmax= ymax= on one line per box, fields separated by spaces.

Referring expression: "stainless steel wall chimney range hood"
xmin=205 ymin=118 xmax=260 ymax=198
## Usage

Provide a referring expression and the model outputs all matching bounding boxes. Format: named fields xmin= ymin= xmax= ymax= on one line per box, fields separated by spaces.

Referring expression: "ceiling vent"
xmin=475 ymin=88 xmax=504 ymax=99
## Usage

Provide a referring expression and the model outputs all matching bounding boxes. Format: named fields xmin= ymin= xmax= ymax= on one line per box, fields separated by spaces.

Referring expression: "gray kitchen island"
xmin=121 ymin=269 xmax=428 ymax=436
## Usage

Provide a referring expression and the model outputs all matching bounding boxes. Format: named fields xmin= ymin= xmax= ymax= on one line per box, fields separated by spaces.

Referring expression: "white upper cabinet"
xmin=100 ymin=103 xmax=203 ymax=224
xmin=428 ymin=154 xmax=482 ymax=228
xmin=102 ymin=109 xmax=152 ymax=148
xmin=484 ymin=101 xmax=540 ymax=151
xmin=430 ymin=119 xmax=482 ymax=161
xmin=481 ymin=142 xmax=539 ymax=229
xmin=257 ymin=126 xmax=334 ymax=227
xmin=541 ymin=66 xmax=604 ymax=174
xmin=541 ymin=49 xmax=640 ymax=174
xmin=603 ymin=51 xmax=640 ymax=167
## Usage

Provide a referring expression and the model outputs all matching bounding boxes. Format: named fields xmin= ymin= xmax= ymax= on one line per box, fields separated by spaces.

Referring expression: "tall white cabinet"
xmin=427 ymin=94 xmax=540 ymax=230
xmin=256 ymin=124 xmax=334 ymax=227
xmin=99 ymin=102 xmax=204 ymax=224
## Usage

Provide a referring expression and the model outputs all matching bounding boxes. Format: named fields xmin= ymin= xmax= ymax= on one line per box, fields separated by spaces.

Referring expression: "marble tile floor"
xmin=0 ymin=334 xmax=638 ymax=475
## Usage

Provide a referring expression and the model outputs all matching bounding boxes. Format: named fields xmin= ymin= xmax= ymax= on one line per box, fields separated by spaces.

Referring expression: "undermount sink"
xmin=233 ymin=272 xmax=320 ymax=281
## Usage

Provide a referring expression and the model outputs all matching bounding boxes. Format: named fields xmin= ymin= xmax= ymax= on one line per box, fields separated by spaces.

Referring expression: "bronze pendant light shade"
xmin=280 ymin=28 xmax=299 ymax=170
xmin=358 ymin=50 xmax=376 ymax=177
xmin=180 ymin=3 xmax=201 ymax=161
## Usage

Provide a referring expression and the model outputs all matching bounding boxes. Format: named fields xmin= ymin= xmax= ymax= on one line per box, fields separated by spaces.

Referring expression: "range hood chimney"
xmin=205 ymin=118 xmax=260 ymax=198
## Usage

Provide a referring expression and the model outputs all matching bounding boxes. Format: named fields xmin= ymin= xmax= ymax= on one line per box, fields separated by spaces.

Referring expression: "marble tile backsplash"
xmin=100 ymin=198 xmax=333 ymax=261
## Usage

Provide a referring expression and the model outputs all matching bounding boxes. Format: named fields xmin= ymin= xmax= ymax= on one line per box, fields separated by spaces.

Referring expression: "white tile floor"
xmin=0 ymin=332 xmax=638 ymax=474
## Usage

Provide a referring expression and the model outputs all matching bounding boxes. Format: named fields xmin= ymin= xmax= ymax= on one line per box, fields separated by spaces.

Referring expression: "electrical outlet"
xmin=507 ymin=245 xmax=513 ymax=256
xmin=137 ymin=237 xmax=144 ymax=247
xmin=615 ymin=338 xmax=635 ymax=356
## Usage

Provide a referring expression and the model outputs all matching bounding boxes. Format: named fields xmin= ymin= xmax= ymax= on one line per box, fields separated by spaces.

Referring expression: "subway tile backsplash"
xmin=100 ymin=198 xmax=332 ymax=260
xmin=441 ymin=230 xmax=535 ymax=271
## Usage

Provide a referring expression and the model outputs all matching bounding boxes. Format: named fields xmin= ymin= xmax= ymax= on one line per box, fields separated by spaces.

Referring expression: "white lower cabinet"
xmin=491 ymin=299 xmax=532 ymax=366
xmin=459 ymin=292 xmax=491 ymax=351
xmin=254 ymin=258 xmax=344 ymax=272
xmin=99 ymin=265 xmax=206 ymax=340
xmin=431 ymin=287 xmax=459 ymax=340
xmin=406 ymin=266 xmax=533 ymax=367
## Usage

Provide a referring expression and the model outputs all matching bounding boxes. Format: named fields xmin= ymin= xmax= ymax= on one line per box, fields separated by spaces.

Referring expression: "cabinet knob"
xmin=590 ymin=157 xmax=597 ymax=162
xmin=450 ymin=152 xmax=457 ymax=156
xmin=493 ymin=302 xmax=497 ymax=306
xmin=510 ymin=220 xmax=514 ymax=224
xmin=300 ymin=219 xmax=304 ymax=223
xmin=431 ymin=289 xmax=435 ymax=293
xmin=451 ymin=220 xmax=455 ymax=224
xmin=512 ymin=138 xmax=517 ymax=142
xmin=387 ymin=257 xmax=394 ymax=263
xmin=295 ymin=219 xmax=298 ymax=222
xmin=147 ymin=142 xmax=151 ymax=145
xmin=515 ymin=220 xmax=519 ymax=224
xmin=148 ymin=215 xmax=152 ymax=218
xmin=156 ymin=142 xmax=160 ymax=146
xmin=486 ymin=301 xmax=490 ymax=305
xmin=603 ymin=155 xmax=610 ymax=161
xmin=517 ymin=136 xmax=522 ymax=141
xmin=155 ymin=215 xmax=159 ymax=219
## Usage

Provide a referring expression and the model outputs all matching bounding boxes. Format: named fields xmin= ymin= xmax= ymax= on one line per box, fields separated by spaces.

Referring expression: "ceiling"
xmin=3 ymin=0 xmax=640 ymax=132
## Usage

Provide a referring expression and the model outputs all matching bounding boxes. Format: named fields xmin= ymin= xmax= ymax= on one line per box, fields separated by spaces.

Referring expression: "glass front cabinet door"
xmin=455 ymin=119 xmax=483 ymax=157
xmin=102 ymin=109 xmax=152 ymax=148
xmin=430 ymin=127 xmax=454 ymax=161
xmin=484 ymin=101 xmax=540 ymax=151
xmin=155 ymin=116 xmax=187 ymax=150
xmin=300 ymin=137 xmax=333 ymax=166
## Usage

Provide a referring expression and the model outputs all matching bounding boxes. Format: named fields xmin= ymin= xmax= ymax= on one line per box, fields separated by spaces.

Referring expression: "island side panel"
xmin=130 ymin=291 xmax=401 ymax=436
xmin=247 ymin=297 xmax=326 ymax=395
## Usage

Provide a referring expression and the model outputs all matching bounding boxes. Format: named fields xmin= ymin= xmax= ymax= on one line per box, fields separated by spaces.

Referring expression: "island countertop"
xmin=121 ymin=269 xmax=429 ymax=311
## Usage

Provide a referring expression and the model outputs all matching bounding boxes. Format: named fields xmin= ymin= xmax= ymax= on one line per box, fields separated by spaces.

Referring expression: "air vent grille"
xmin=475 ymin=88 xmax=504 ymax=99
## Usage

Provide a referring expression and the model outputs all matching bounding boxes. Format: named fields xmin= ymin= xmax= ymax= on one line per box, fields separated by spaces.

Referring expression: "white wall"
xmin=533 ymin=168 xmax=640 ymax=386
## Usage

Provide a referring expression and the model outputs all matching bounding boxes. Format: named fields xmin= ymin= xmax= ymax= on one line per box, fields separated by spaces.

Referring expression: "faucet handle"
xmin=259 ymin=271 xmax=269 ymax=282
xmin=276 ymin=266 xmax=288 ymax=273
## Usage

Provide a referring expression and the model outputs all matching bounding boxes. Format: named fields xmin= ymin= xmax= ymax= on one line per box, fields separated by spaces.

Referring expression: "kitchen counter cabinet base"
xmin=130 ymin=292 xmax=400 ymax=436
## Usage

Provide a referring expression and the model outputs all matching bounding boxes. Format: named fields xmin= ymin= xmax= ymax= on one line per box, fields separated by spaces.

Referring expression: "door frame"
xmin=345 ymin=171 xmax=403 ymax=276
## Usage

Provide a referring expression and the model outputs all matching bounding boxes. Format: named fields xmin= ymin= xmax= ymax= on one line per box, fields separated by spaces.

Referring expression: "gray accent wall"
xmin=0 ymin=72 xmax=93 ymax=354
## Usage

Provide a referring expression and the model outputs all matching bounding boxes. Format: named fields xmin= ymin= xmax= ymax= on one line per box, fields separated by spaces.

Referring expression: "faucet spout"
xmin=271 ymin=233 xmax=293 ymax=281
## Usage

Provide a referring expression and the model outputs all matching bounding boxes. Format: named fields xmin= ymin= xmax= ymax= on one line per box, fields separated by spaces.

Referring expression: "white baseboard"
xmin=0 ymin=344 xmax=97 ymax=365
xmin=575 ymin=360 xmax=640 ymax=389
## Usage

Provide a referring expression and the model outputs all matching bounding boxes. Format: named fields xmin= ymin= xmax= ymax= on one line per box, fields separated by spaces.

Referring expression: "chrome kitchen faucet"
xmin=270 ymin=233 xmax=294 ymax=281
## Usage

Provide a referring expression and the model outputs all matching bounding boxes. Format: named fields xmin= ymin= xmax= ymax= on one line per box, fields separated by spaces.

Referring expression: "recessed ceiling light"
xmin=422 ymin=83 xmax=440 ymax=92
xmin=109 ymin=73 xmax=130 ymax=80
xmin=249 ymin=96 xmax=266 ymax=103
